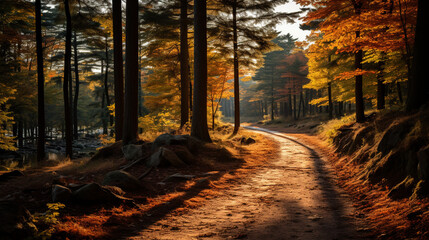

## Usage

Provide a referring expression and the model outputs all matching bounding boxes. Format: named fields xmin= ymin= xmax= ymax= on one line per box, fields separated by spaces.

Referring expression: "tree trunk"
xmin=123 ymin=0 xmax=139 ymax=144
xmin=180 ymin=0 xmax=190 ymax=128
xmin=63 ymin=0 xmax=73 ymax=158
xmin=35 ymin=0 xmax=45 ymax=161
xmin=104 ymin=37 xmax=113 ymax=131
xmin=293 ymin=94 xmax=297 ymax=120
xmin=113 ymin=0 xmax=124 ymax=141
xmin=328 ymin=82 xmax=333 ymax=119
xmin=353 ymin=3 xmax=365 ymax=123
xmin=406 ymin=0 xmax=429 ymax=111
xmin=376 ymin=60 xmax=385 ymax=110
xmin=73 ymin=31 xmax=79 ymax=139
xmin=191 ymin=0 xmax=211 ymax=142
xmin=232 ymin=0 xmax=240 ymax=135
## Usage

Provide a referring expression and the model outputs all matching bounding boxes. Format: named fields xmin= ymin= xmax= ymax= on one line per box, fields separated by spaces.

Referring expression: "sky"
xmin=275 ymin=1 xmax=310 ymax=42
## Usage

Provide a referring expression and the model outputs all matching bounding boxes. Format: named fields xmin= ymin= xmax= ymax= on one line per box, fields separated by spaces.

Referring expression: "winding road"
xmin=130 ymin=127 xmax=367 ymax=240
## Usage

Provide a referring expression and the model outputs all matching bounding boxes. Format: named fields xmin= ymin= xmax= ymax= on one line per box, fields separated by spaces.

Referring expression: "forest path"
xmin=130 ymin=127 xmax=367 ymax=240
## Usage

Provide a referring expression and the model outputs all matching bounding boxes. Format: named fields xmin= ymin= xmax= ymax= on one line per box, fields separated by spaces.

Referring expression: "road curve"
xmin=130 ymin=127 xmax=367 ymax=240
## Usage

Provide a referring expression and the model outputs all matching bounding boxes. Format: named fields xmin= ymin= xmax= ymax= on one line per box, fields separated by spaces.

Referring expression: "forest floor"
xmin=129 ymin=126 xmax=371 ymax=240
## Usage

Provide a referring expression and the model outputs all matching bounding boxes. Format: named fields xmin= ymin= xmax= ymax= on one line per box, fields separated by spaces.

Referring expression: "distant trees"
xmin=298 ymin=0 xmax=421 ymax=121
xmin=35 ymin=0 xmax=46 ymax=161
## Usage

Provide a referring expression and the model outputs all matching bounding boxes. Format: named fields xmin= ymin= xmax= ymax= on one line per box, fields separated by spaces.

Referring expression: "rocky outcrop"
xmin=102 ymin=170 xmax=142 ymax=191
xmin=52 ymin=184 xmax=72 ymax=203
xmin=331 ymin=109 xmax=429 ymax=200
xmin=72 ymin=182 xmax=132 ymax=204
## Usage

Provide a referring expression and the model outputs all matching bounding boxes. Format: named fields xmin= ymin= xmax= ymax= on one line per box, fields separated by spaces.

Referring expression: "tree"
xmin=215 ymin=0 xmax=295 ymax=134
xmin=113 ymin=0 xmax=124 ymax=141
xmin=180 ymin=0 xmax=190 ymax=128
xmin=35 ymin=0 xmax=46 ymax=161
xmin=123 ymin=0 xmax=139 ymax=144
xmin=63 ymin=0 xmax=73 ymax=157
xmin=191 ymin=0 xmax=211 ymax=142
xmin=406 ymin=0 xmax=429 ymax=111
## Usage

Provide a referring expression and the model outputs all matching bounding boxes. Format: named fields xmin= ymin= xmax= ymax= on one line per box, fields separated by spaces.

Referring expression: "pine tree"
xmin=123 ymin=0 xmax=139 ymax=144
xmin=191 ymin=0 xmax=211 ymax=142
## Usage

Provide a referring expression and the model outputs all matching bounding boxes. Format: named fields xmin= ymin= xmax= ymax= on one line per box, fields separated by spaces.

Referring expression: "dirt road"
xmin=130 ymin=127 xmax=367 ymax=240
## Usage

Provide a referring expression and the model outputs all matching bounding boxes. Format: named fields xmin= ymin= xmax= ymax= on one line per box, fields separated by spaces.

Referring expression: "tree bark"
xmin=191 ymin=0 xmax=211 ymax=142
xmin=353 ymin=3 xmax=365 ymax=123
xmin=180 ymin=0 xmax=190 ymax=128
xmin=376 ymin=60 xmax=385 ymax=110
xmin=113 ymin=0 xmax=124 ymax=141
xmin=73 ymin=31 xmax=79 ymax=139
xmin=406 ymin=0 xmax=429 ymax=111
xmin=232 ymin=0 xmax=240 ymax=135
xmin=35 ymin=0 xmax=45 ymax=161
xmin=123 ymin=0 xmax=139 ymax=144
xmin=63 ymin=0 xmax=73 ymax=158
xmin=328 ymin=82 xmax=333 ymax=119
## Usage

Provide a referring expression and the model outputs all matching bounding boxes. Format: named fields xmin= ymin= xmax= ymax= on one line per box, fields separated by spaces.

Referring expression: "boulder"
xmin=0 ymin=170 xmax=24 ymax=182
xmin=169 ymin=145 xmax=195 ymax=164
xmin=162 ymin=147 xmax=187 ymax=167
xmin=417 ymin=146 xmax=429 ymax=181
xmin=122 ymin=144 xmax=143 ymax=161
xmin=73 ymin=182 xmax=131 ymax=204
xmin=152 ymin=133 xmax=175 ymax=150
xmin=52 ymin=184 xmax=72 ymax=203
xmin=89 ymin=141 xmax=123 ymax=162
xmin=102 ymin=170 xmax=142 ymax=191
xmin=152 ymin=134 xmax=203 ymax=153
xmin=0 ymin=201 xmax=38 ymax=240
xmin=377 ymin=121 xmax=412 ymax=155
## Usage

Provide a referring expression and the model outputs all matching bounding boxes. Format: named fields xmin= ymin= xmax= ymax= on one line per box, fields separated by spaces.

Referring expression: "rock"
xmin=147 ymin=147 xmax=187 ymax=167
xmin=89 ymin=141 xmax=123 ymax=162
xmin=417 ymin=146 xmax=429 ymax=180
xmin=122 ymin=144 xmax=143 ymax=161
xmin=0 ymin=201 xmax=38 ymax=240
xmin=0 ymin=170 xmax=24 ymax=182
xmin=52 ymin=184 xmax=72 ymax=202
xmin=161 ymin=147 xmax=187 ymax=167
xmin=102 ymin=170 xmax=142 ymax=191
xmin=241 ymin=137 xmax=256 ymax=145
xmin=73 ymin=182 xmax=131 ymax=204
xmin=377 ymin=121 xmax=412 ymax=155
xmin=168 ymin=145 xmax=195 ymax=164
xmin=388 ymin=176 xmax=416 ymax=199
xmin=152 ymin=133 xmax=175 ymax=150
xmin=152 ymin=134 xmax=203 ymax=153
xmin=163 ymin=173 xmax=196 ymax=182
xmin=411 ymin=180 xmax=429 ymax=199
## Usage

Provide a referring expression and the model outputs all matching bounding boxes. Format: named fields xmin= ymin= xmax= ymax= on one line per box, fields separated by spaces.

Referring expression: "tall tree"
xmin=406 ymin=0 xmax=429 ymax=111
xmin=35 ymin=0 xmax=45 ymax=161
xmin=123 ymin=0 xmax=139 ymax=144
xmin=232 ymin=0 xmax=239 ymax=134
xmin=113 ymin=0 xmax=124 ymax=141
xmin=180 ymin=0 xmax=190 ymax=128
xmin=63 ymin=0 xmax=73 ymax=157
xmin=191 ymin=0 xmax=211 ymax=142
